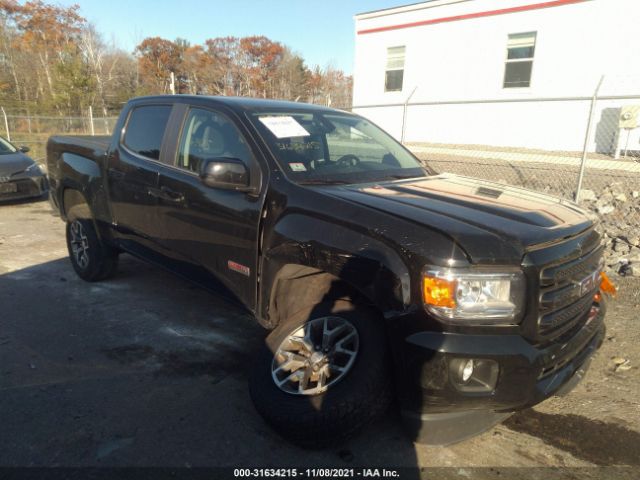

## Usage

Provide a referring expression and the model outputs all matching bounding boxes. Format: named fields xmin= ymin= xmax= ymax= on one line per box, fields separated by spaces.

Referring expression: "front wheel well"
xmin=266 ymin=265 xmax=372 ymax=330
xmin=62 ymin=188 xmax=92 ymax=221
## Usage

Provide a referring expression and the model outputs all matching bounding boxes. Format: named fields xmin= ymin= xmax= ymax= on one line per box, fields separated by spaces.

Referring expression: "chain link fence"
xmin=354 ymin=76 xmax=640 ymax=275
xmin=3 ymin=87 xmax=639 ymax=275
xmin=408 ymin=141 xmax=640 ymax=275
xmin=0 ymin=108 xmax=118 ymax=163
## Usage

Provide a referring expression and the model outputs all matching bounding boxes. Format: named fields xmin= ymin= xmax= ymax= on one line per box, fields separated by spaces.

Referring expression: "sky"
xmin=57 ymin=0 xmax=410 ymax=74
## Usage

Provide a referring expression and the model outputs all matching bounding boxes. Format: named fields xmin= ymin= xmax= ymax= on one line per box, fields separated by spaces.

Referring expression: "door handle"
xmin=160 ymin=186 xmax=185 ymax=203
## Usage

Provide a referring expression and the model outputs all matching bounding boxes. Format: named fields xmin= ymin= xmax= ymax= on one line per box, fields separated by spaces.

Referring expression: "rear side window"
xmin=123 ymin=105 xmax=172 ymax=160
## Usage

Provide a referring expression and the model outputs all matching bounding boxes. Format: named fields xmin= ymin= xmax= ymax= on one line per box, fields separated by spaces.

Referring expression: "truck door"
xmin=155 ymin=105 xmax=266 ymax=311
xmin=107 ymin=104 xmax=174 ymax=250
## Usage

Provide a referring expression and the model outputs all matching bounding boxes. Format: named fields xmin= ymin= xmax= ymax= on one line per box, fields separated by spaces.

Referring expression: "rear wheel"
xmin=66 ymin=219 xmax=118 ymax=282
xmin=249 ymin=300 xmax=393 ymax=448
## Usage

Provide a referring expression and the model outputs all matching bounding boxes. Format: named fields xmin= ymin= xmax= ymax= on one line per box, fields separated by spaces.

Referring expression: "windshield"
xmin=249 ymin=111 xmax=430 ymax=185
xmin=0 ymin=137 xmax=17 ymax=155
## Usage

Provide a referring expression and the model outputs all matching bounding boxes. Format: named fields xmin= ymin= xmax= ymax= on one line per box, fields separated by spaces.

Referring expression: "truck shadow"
xmin=505 ymin=409 xmax=640 ymax=465
xmin=101 ymin=343 xmax=258 ymax=384
xmin=0 ymin=255 xmax=420 ymax=468
xmin=6 ymin=249 xmax=638 ymax=472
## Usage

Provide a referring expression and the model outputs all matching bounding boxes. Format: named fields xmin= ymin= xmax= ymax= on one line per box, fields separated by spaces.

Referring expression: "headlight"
xmin=25 ymin=163 xmax=42 ymax=174
xmin=422 ymin=267 xmax=525 ymax=325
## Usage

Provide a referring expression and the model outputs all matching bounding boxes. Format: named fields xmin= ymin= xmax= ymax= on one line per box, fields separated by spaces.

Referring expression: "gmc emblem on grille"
xmin=576 ymin=269 xmax=600 ymax=297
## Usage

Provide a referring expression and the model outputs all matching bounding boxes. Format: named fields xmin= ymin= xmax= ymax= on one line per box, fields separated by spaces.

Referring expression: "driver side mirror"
xmin=19 ymin=146 xmax=30 ymax=153
xmin=199 ymin=157 xmax=251 ymax=191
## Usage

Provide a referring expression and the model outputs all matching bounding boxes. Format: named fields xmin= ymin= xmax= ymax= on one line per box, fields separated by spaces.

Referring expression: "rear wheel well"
xmin=266 ymin=265 xmax=372 ymax=330
xmin=61 ymin=188 xmax=116 ymax=248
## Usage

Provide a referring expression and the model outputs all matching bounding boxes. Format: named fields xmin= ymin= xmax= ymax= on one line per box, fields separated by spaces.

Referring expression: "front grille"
xmin=538 ymin=316 xmax=597 ymax=379
xmin=16 ymin=179 xmax=39 ymax=194
xmin=537 ymin=245 xmax=603 ymax=339
xmin=0 ymin=178 xmax=40 ymax=198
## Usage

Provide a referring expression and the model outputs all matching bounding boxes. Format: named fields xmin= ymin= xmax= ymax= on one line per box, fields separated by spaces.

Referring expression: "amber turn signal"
xmin=423 ymin=276 xmax=457 ymax=308
xmin=600 ymin=272 xmax=617 ymax=297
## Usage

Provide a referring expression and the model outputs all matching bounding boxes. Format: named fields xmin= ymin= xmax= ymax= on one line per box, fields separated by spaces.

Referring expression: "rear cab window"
xmin=122 ymin=105 xmax=172 ymax=160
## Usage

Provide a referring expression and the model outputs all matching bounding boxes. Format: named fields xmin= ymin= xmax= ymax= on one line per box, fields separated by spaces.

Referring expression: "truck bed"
xmin=47 ymin=135 xmax=111 ymax=162
xmin=46 ymin=135 xmax=113 ymax=216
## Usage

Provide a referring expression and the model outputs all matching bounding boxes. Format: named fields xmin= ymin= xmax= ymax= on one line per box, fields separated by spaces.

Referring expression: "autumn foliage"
xmin=0 ymin=0 xmax=352 ymax=117
xmin=134 ymin=34 xmax=351 ymax=107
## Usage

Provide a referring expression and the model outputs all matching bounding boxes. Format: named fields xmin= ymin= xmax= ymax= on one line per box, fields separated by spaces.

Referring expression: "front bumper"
xmin=0 ymin=174 xmax=49 ymax=202
xmin=396 ymin=301 xmax=605 ymax=443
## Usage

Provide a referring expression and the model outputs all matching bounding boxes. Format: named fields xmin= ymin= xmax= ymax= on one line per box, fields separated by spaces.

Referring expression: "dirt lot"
xmin=0 ymin=198 xmax=638 ymax=479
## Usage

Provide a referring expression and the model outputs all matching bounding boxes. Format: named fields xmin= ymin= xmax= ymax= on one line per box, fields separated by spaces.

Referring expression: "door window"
xmin=177 ymin=108 xmax=252 ymax=173
xmin=122 ymin=105 xmax=172 ymax=160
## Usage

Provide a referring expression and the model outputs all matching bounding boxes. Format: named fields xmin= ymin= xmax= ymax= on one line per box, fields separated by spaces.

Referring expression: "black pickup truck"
xmin=47 ymin=95 xmax=607 ymax=447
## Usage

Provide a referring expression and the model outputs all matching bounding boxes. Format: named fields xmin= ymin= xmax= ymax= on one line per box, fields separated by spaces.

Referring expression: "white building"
xmin=352 ymin=0 xmax=640 ymax=154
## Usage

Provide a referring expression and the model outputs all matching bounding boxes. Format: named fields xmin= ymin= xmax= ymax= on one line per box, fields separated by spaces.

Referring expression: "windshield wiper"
xmin=388 ymin=174 xmax=422 ymax=180
xmin=298 ymin=179 xmax=352 ymax=186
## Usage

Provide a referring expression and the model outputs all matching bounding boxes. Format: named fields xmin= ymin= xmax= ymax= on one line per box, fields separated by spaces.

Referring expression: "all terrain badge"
xmin=228 ymin=260 xmax=250 ymax=276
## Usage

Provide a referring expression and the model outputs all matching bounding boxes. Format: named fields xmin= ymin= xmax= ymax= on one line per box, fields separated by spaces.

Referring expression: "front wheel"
xmin=66 ymin=218 xmax=119 ymax=282
xmin=249 ymin=300 xmax=393 ymax=448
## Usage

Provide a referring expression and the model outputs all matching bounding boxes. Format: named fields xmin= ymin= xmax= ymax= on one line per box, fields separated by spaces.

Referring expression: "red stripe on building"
xmin=357 ymin=0 xmax=589 ymax=35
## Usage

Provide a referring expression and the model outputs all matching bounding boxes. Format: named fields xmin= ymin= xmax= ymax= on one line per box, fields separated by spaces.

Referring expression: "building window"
xmin=385 ymin=46 xmax=405 ymax=92
xmin=503 ymin=32 xmax=536 ymax=88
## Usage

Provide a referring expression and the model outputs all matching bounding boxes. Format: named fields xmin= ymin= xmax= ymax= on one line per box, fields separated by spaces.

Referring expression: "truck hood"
xmin=0 ymin=153 xmax=35 ymax=176
xmin=324 ymin=174 xmax=596 ymax=264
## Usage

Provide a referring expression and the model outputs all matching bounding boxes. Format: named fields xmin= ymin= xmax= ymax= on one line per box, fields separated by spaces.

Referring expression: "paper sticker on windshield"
xmin=289 ymin=162 xmax=307 ymax=172
xmin=259 ymin=116 xmax=310 ymax=138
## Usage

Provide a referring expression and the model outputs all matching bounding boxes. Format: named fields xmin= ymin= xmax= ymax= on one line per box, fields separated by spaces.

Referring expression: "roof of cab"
xmin=128 ymin=95 xmax=346 ymax=114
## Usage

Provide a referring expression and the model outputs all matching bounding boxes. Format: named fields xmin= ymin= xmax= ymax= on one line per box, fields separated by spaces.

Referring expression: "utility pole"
xmin=575 ymin=75 xmax=604 ymax=203
xmin=401 ymin=86 xmax=418 ymax=144
xmin=169 ymin=72 xmax=176 ymax=95
xmin=1 ymin=107 xmax=9 ymax=141
xmin=88 ymin=106 xmax=95 ymax=136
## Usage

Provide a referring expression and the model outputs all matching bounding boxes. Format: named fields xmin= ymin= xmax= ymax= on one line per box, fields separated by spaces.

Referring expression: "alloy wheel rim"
xmin=271 ymin=316 xmax=359 ymax=396
xmin=69 ymin=221 xmax=90 ymax=269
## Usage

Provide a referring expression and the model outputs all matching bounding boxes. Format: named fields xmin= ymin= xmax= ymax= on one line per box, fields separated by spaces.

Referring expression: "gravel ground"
xmin=0 ymin=198 xmax=638 ymax=479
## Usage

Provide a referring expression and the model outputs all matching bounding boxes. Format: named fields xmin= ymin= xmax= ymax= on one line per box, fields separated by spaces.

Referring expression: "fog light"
xmin=461 ymin=359 xmax=474 ymax=382
xmin=450 ymin=358 xmax=499 ymax=393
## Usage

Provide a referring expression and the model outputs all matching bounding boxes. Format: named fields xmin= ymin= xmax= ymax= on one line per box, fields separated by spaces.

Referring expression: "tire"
xmin=249 ymin=300 xmax=393 ymax=448
xmin=66 ymin=218 xmax=119 ymax=282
